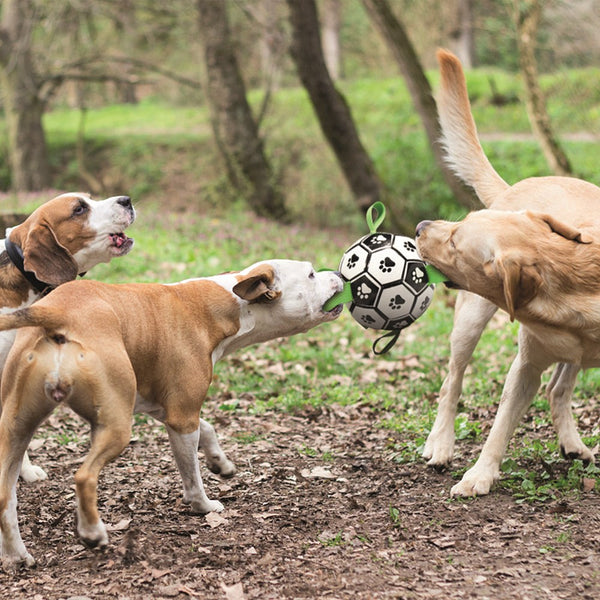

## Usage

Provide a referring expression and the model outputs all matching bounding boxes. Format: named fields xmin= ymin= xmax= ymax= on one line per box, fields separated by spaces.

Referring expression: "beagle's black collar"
xmin=4 ymin=235 xmax=54 ymax=296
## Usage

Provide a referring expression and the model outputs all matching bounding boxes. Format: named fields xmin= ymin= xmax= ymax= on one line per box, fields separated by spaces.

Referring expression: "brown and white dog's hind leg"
xmin=198 ymin=418 xmax=236 ymax=479
xmin=424 ymin=292 xmax=498 ymax=466
xmin=0 ymin=395 xmax=56 ymax=569
xmin=74 ymin=414 xmax=133 ymax=548
xmin=166 ymin=423 xmax=225 ymax=514
xmin=19 ymin=452 xmax=48 ymax=483
xmin=546 ymin=363 xmax=595 ymax=464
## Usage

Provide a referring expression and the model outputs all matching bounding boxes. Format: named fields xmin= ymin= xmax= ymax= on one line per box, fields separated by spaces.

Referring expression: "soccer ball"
xmin=339 ymin=232 xmax=434 ymax=331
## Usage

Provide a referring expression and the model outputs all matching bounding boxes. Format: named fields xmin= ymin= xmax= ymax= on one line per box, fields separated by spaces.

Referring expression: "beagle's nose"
xmin=117 ymin=196 xmax=132 ymax=208
xmin=415 ymin=220 xmax=432 ymax=238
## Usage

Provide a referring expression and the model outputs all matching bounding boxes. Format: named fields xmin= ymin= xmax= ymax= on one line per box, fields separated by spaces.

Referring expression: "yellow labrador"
xmin=416 ymin=49 xmax=600 ymax=496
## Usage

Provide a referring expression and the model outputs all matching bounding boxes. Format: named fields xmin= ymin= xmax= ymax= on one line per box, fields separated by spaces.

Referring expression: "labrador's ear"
xmin=496 ymin=254 xmax=542 ymax=321
xmin=21 ymin=223 xmax=78 ymax=286
xmin=530 ymin=212 xmax=593 ymax=244
xmin=233 ymin=264 xmax=281 ymax=303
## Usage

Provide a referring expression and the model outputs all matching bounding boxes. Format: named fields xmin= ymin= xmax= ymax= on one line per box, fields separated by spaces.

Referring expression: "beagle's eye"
xmin=72 ymin=202 xmax=89 ymax=217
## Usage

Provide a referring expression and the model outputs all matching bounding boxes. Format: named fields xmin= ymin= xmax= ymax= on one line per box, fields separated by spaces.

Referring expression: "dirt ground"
xmin=0 ymin=393 xmax=598 ymax=600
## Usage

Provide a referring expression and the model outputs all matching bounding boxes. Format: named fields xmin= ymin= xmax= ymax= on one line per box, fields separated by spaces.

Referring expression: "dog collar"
xmin=4 ymin=235 xmax=54 ymax=296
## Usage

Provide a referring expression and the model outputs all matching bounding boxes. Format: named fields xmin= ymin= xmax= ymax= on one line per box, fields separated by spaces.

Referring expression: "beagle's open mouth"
xmin=109 ymin=232 xmax=134 ymax=255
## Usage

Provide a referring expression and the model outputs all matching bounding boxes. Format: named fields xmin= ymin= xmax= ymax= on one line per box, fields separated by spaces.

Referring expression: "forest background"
xmin=1 ymin=0 xmax=599 ymax=233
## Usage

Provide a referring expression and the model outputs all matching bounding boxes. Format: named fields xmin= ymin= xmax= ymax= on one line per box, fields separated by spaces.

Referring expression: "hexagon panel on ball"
xmin=349 ymin=304 xmax=388 ymax=330
xmin=366 ymin=246 xmax=408 ymax=286
xmin=339 ymin=242 xmax=369 ymax=281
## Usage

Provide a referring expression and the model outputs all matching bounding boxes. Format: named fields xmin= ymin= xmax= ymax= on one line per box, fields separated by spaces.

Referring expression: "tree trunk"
xmin=322 ymin=0 xmax=342 ymax=80
xmin=0 ymin=0 xmax=51 ymax=191
xmin=361 ymin=0 xmax=477 ymax=210
xmin=513 ymin=0 xmax=572 ymax=176
xmin=449 ymin=0 xmax=475 ymax=68
xmin=197 ymin=0 xmax=287 ymax=221
xmin=286 ymin=0 xmax=383 ymax=214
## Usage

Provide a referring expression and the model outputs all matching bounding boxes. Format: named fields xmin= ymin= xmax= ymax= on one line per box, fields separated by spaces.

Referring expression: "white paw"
xmin=19 ymin=465 xmax=48 ymax=483
xmin=422 ymin=432 xmax=455 ymax=467
xmin=189 ymin=498 xmax=224 ymax=514
xmin=77 ymin=519 xmax=108 ymax=548
xmin=451 ymin=467 xmax=497 ymax=497
xmin=1 ymin=551 xmax=35 ymax=571
xmin=559 ymin=440 xmax=595 ymax=464
xmin=207 ymin=455 xmax=236 ymax=479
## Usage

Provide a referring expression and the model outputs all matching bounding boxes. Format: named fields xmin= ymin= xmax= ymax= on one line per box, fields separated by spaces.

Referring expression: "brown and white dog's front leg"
xmin=166 ymin=424 xmax=224 ymax=514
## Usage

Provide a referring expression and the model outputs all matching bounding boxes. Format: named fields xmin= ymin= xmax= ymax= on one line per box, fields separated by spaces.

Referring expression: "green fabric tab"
xmin=323 ymin=280 xmax=353 ymax=311
xmin=425 ymin=264 xmax=448 ymax=284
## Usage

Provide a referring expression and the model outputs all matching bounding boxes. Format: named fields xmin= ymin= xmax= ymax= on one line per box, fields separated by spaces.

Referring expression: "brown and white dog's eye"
xmin=72 ymin=201 xmax=89 ymax=217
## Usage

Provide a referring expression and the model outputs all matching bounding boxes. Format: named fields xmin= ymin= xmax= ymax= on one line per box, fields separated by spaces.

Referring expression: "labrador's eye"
xmin=309 ymin=270 xmax=316 ymax=279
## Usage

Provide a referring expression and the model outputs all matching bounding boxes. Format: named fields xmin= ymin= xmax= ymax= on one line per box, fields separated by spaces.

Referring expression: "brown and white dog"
xmin=0 ymin=192 xmax=136 ymax=482
xmin=0 ymin=261 xmax=343 ymax=567
xmin=415 ymin=50 xmax=600 ymax=497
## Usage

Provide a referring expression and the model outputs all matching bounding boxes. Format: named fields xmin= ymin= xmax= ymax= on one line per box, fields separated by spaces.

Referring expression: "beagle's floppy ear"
xmin=233 ymin=264 xmax=281 ymax=303
xmin=531 ymin=212 xmax=593 ymax=244
xmin=496 ymin=254 xmax=542 ymax=321
xmin=21 ymin=224 xmax=79 ymax=286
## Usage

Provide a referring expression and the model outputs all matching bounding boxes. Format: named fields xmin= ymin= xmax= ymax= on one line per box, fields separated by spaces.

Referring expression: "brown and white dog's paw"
xmin=19 ymin=464 xmax=48 ymax=484
xmin=184 ymin=497 xmax=225 ymax=514
xmin=206 ymin=454 xmax=236 ymax=479
xmin=1 ymin=550 xmax=35 ymax=572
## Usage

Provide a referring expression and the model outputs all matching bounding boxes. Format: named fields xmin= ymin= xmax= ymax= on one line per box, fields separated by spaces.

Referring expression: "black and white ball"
xmin=339 ymin=232 xmax=434 ymax=331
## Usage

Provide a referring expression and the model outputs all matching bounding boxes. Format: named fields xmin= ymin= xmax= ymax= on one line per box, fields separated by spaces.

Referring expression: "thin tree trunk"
xmin=197 ymin=0 xmax=287 ymax=221
xmin=286 ymin=0 xmax=384 ymax=215
xmin=513 ymin=0 xmax=572 ymax=176
xmin=0 ymin=0 xmax=51 ymax=191
xmin=322 ymin=0 xmax=342 ymax=81
xmin=361 ymin=0 xmax=477 ymax=210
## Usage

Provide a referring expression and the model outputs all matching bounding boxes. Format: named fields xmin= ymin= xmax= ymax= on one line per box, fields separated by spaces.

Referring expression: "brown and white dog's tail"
xmin=0 ymin=306 xmax=65 ymax=333
xmin=436 ymin=48 xmax=509 ymax=208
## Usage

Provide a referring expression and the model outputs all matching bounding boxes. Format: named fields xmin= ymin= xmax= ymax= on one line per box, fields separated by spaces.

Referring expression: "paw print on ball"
xmin=411 ymin=265 xmax=425 ymax=285
xmin=378 ymin=256 xmax=396 ymax=274
xmin=403 ymin=240 xmax=417 ymax=253
xmin=345 ymin=253 xmax=360 ymax=270
xmin=389 ymin=294 xmax=406 ymax=311
xmin=356 ymin=282 xmax=374 ymax=301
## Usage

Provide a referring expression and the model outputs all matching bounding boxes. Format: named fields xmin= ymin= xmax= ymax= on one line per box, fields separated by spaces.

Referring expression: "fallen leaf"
xmin=221 ymin=582 xmax=246 ymax=600
xmin=300 ymin=466 xmax=336 ymax=479
xmin=205 ymin=512 xmax=229 ymax=528
xmin=106 ymin=518 xmax=131 ymax=531
xmin=582 ymin=477 xmax=596 ymax=492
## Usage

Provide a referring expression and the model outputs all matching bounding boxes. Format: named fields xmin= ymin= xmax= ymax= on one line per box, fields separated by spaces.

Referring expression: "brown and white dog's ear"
xmin=21 ymin=224 xmax=79 ymax=286
xmin=233 ymin=264 xmax=281 ymax=303
xmin=496 ymin=255 xmax=542 ymax=322
xmin=530 ymin=212 xmax=593 ymax=244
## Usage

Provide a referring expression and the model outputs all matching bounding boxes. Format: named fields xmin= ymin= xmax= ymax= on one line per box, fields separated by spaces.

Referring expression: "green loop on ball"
xmin=366 ymin=201 xmax=386 ymax=233
xmin=322 ymin=280 xmax=353 ymax=311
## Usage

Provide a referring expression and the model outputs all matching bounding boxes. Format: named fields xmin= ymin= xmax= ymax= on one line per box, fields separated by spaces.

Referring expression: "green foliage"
xmin=18 ymin=65 xmax=598 ymax=228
